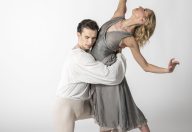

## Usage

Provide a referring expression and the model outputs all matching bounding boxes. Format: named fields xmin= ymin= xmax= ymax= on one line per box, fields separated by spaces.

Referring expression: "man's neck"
xmin=75 ymin=44 xmax=89 ymax=52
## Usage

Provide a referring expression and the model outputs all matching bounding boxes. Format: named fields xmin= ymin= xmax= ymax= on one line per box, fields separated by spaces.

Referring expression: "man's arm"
xmin=72 ymin=52 xmax=126 ymax=85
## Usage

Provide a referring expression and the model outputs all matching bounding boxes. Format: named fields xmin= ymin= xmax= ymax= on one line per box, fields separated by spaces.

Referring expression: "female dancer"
xmin=91 ymin=0 xmax=179 ymax=132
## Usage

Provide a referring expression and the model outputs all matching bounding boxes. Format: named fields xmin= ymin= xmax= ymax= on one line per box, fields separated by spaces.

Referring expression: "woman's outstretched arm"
xmin=123 ymin=37 xmax=180 ymax=73
xmin=112 ymin=0 xmax=127 ymax=18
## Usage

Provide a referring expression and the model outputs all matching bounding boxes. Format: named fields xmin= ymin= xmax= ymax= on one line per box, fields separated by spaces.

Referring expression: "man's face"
xmin=77 ymin=28 xmax=97 ymax=50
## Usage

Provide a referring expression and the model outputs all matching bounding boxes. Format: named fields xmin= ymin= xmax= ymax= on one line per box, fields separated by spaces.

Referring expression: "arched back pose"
xmin=91 ymin=0 xmax=179 ymax=132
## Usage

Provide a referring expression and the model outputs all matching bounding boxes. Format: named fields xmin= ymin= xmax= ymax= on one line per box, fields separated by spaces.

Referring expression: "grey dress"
xmin=90 ymin=16 xmax=147 ymax=131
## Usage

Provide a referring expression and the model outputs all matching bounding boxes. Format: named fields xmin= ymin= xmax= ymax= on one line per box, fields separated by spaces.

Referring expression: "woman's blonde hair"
xmin=134 ymin=9 xmax=156 ymax=47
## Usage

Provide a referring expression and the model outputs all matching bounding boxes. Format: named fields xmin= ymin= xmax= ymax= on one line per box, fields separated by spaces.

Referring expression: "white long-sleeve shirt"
xmin=56 ymin=48 xmax=126 ymax=100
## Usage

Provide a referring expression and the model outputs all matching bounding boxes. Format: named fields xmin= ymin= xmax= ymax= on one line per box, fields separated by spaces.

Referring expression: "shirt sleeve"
xmin=71 ymin=51 xmax=126 ymax=85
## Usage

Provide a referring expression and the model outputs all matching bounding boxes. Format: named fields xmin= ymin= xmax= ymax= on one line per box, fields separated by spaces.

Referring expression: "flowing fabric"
xmin=90 ymin=16 xmax=147 ymax=131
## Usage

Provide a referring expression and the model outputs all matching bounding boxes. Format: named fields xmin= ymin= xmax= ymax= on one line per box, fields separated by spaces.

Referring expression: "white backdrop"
xmin=0 ymin=0 xmax=191 ymax=132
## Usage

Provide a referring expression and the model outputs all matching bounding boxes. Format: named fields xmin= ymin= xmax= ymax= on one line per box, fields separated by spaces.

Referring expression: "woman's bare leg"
xmin=139 ymin=124 xmax=150 ymax=132
xmin=111 ymin=129 xmax=119 ymax=132
xmin=100 ymin=129 xmax=112 ymax=132
xmin=100 ymin=128 xmax=120 ymax=132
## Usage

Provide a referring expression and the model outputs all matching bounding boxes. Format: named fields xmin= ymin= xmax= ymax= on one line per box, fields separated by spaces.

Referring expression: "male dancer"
xmin=55 ymin=19 xmax=126 ymax=132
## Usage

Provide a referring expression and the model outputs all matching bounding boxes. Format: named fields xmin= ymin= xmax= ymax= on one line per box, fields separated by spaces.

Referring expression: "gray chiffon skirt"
xmin=91 ymin=77 xmax=147 ymax=131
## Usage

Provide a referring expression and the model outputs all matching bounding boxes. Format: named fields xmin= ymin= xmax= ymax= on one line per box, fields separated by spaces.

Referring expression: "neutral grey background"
xmin=0 ymin=0 xmax=191 ymax=132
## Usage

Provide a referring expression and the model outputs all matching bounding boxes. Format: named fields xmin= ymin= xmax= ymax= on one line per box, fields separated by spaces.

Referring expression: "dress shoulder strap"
xmin=99 ymin=16 xmax=125 ymax=34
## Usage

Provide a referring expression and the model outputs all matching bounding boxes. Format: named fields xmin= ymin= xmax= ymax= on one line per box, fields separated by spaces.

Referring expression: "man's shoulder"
xmin=71 ymin=48 xmax=96 ymax=64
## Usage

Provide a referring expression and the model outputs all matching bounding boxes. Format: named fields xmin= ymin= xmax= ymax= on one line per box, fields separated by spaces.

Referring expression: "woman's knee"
xmin=139 ymin=124 xmax=150 ymax=132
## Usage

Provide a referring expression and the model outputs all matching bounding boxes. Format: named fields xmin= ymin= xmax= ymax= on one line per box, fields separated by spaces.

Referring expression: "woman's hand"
xmin=168 ymin=58 xmax=180 ymax=73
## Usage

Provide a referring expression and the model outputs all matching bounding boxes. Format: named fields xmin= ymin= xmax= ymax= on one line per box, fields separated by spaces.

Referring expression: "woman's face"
xmin=132 ymin=6 xmax=150 ymax=24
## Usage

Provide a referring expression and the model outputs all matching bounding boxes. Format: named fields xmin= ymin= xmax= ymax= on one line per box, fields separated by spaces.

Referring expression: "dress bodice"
xmin=91 ymin=16 xmax=132 ymax=65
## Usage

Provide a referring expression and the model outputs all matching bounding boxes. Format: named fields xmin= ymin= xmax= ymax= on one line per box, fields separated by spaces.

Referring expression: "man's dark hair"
xmin=77 ymin=19 xmax=99 ymax=33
